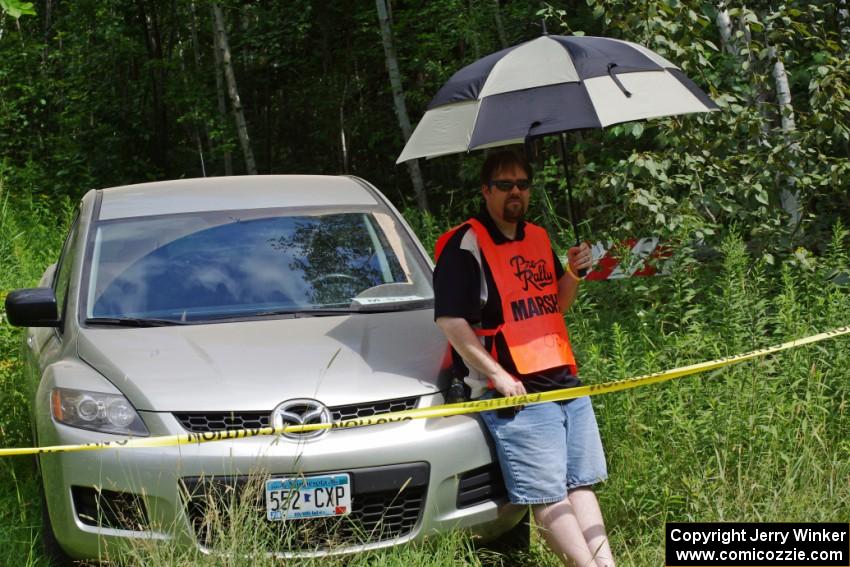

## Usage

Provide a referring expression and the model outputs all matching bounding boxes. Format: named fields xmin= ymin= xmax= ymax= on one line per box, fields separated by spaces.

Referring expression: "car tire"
xmin=476 ymin=509 xmax=531 ymax=565
xmin=39 ymin=475 xmax=76 ymax=567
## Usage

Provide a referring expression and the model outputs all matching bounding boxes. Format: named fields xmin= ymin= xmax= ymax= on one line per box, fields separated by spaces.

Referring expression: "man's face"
xmin=482 ymin=163 xmax=531 ymax=224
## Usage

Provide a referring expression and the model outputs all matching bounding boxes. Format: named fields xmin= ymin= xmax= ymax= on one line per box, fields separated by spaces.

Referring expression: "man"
xmin=434 ymin=150 xmax=614 ymax=567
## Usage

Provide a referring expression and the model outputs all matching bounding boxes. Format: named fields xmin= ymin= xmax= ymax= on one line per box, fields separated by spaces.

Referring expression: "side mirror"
xmin=4 ymin=288 xmax=61 ymax=327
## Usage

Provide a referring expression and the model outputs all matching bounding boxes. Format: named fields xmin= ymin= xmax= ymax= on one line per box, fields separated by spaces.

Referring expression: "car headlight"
xmin=51 ymin=388 xmax=149 ymax=436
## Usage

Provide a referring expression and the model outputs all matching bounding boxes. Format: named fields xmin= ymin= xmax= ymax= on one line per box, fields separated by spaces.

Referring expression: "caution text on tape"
xmin=1 ymin=325 xmax=847 ymax=457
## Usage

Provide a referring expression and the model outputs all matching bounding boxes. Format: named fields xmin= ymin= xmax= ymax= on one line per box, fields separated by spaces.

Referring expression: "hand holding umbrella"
xmin=567 ymin=241 xmax=593 ymax=280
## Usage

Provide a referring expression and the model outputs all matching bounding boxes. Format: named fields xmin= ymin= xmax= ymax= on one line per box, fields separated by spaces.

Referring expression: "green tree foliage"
xmin=0 ymin=0 xmax=35 ymax=19
xmin=0 ymin=0 xmax=847 ymax=258
xmin=536 ymin=1 xmax=849 ymax=260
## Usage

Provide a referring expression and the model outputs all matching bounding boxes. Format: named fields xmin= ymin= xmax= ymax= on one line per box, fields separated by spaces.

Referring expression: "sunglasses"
xmin=489 ymin=179 xmax=531 ymax=192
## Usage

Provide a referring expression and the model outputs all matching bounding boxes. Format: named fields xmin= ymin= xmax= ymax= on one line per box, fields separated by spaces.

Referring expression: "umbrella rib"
xmin=606 ymin=63 xmax=633 ymax=98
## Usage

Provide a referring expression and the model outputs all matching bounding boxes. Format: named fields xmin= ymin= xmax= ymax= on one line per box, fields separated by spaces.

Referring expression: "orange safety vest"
xmin=435 ymin=218 xmax=578 ymax=376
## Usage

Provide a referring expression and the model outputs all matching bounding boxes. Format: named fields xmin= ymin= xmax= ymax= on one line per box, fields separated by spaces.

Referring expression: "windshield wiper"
xmin=85 ymin=317 xmax=192 ymax=327
xmin=204 ymin=302 xmax=434 ymax=322
xmin=350 ymin=298 xmax=433 ymax=312
xmin=283 ymin=301 xmax=433 ymax=316
xmin=255 ymin=308 xmax=356 ymax=317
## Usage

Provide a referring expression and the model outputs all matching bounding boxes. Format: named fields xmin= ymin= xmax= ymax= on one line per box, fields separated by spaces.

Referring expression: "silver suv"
xmin=6 ymin=176 xmax=524 ymax=562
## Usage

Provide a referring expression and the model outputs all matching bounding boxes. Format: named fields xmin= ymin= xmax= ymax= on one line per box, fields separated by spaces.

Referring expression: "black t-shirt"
xmin=433 ymin=206 xmax=580 ymax=391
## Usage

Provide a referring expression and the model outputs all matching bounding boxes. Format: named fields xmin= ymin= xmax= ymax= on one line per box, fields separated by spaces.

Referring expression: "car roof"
xmin=95 ymin=175 xmax=380 ymax=220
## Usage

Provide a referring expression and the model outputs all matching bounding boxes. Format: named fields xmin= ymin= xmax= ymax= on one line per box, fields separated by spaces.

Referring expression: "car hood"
xmin=76 ymin=310 xmax=447 ymax=412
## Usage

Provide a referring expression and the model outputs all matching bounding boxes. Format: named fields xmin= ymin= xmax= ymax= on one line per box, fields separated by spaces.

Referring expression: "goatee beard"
xmin=503 ymin=202 xmax=525 ymax=223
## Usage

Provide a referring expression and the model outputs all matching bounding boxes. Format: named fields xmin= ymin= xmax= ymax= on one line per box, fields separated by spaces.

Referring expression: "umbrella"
xmin=396 ymin=34 xmax=718 ymax=272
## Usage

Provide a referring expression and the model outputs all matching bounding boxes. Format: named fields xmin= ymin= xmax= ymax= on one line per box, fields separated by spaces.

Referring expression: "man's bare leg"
xmin=533 ymin=498 xmax=600 ymax=567
xmin=568 ymin=487 xmax=615 ymax=567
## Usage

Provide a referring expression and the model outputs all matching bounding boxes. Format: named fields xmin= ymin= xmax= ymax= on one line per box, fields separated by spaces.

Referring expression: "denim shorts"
xmin=479 ymin=394 xmax=608 ymax=505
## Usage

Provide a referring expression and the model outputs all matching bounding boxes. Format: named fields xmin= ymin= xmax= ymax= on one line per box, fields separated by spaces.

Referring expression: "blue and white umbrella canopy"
xmin=397 ymin=35 xmax=718 ymax=163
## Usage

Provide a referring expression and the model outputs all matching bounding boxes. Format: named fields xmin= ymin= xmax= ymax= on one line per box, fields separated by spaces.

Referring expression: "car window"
xmin=53 ymin=212 xmax=80 ymax=331
xmin=84 ymin=209 xmax=433 ymax=322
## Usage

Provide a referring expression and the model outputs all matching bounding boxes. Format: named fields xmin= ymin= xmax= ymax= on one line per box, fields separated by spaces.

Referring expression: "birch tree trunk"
xmin=492 ymin=0 xmax=508 ymax=49
xmin=178 ymin=49 xmax=206 ymax=176
xmin=375 ymin=0 xmax=429 ymax=213
xmin=740 ymin=7 xmax=771 ymax=139
xmin=716 ymin=5 xmax=799 ymax=228
xmin=189 ymin=0 xmax=212 ymax=175
xmin=715 ymin=4 xmax=736 ymax=55
xmin=340 ymin=104 xmax=349 ymax=174
xmin=212 ymin=2 xmax=257 ymax=175
xmin=770 ymin=45 xmax=801 ymax=228
xmin=717 ymin=4 xmax=771 ymax=140
xmin=211 ymin=13 xmax=233 ymax=176
xmin=340 ymin=81 xmax=350 ymax=174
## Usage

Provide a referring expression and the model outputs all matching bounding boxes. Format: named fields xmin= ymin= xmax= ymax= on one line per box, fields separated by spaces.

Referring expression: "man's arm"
xmin=435 ymin=317 xmax=527 ymax=397
xmin=559 ymin=242 xmax=592 ymax=313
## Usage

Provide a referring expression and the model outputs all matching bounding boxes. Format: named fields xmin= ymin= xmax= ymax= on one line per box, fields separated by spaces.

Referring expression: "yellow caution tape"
xmin=2 ymin=325 xmax=848 ymax=458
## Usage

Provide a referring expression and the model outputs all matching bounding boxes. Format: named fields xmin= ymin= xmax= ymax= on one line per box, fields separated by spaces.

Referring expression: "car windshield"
xmin=84 ymin=208 xmax=433 ymax=322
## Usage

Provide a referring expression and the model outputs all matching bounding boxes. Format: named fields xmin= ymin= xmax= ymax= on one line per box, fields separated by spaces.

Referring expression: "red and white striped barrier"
xmin=584 ymin=238 xmax=670 ymax=280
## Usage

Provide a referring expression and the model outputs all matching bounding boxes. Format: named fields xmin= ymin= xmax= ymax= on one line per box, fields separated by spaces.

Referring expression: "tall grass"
xmin=568 ymin=225 xmax=850 ymax=565
xmin=0 ymin=182 xmax=848 ymax=565
xmin=105 ymin=474 xmax=493 ymax=567
xmin=0 ymin=178 xmax=73 ymax=566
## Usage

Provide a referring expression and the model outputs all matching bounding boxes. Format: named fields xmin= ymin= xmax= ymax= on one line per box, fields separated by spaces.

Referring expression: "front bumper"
xmin=38 ymin=409 xmax=522 ymax=560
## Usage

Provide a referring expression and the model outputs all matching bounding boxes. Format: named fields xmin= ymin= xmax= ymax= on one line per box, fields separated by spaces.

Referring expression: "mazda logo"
xmin=271 ymin=399 xmax=332 ymax=440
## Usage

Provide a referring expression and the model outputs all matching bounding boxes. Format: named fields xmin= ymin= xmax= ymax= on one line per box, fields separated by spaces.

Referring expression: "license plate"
xmin=265 ymin=474 xmax=351 ymax=521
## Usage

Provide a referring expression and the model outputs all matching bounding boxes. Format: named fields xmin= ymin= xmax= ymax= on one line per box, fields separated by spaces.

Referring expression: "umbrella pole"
xmin=558 ymin=133 xmax=587 ymax=277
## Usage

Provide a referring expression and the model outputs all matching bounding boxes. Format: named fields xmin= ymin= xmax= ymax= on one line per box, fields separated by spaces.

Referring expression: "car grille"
xmin=173 ymin=396 xmax=419 ymax=433
xmin=332 ymin=397 xmax=419 ymax=422
xmin=180 ymin=463 xmax=429 ymax=551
